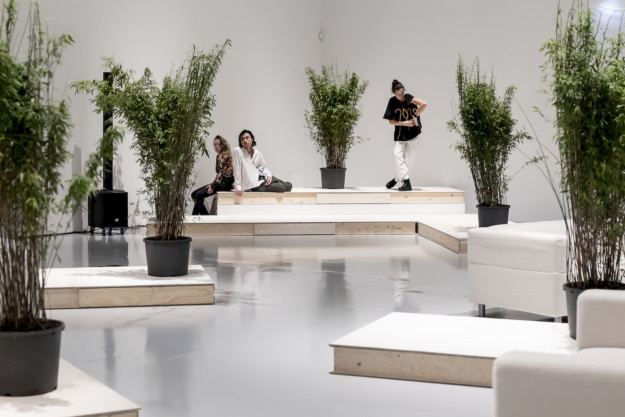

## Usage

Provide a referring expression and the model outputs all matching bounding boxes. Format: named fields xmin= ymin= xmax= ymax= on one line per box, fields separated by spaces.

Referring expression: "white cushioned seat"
xmin=493 ymin=290 xmax=625 ymax=417
xmin=468 ymin=220 xmax=567 ymax=317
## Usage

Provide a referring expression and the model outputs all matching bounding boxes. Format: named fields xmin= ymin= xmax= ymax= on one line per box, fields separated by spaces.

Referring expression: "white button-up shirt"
xmin=233 ymin=146 xmax=272 ymax=191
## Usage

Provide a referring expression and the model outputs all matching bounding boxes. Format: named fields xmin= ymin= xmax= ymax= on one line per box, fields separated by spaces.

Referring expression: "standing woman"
xmin=383 ymin=79 xmax=427 ymax=191
xmin=191 ymin=135 xmax=234 ymax=215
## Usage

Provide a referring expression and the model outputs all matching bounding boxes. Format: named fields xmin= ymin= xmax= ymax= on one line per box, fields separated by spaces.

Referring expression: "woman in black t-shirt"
xmin=382 ymin=79 xmax=427 ymax=191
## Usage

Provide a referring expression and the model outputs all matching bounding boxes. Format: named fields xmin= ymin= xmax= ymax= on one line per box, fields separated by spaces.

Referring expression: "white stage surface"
xmin=0 ymin=360 xmax=140 ymax=417
xmin=331 ymin=313 xmax=576 ymax=387
xmin=44 ymin=265 xmax=214 ymax=309
xmin=146 ymin=187 xmax=476 ymax=252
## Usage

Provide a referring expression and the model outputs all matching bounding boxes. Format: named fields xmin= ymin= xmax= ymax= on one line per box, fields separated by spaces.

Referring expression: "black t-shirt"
xmin=383 ymin=93 xmax=422 ymax=141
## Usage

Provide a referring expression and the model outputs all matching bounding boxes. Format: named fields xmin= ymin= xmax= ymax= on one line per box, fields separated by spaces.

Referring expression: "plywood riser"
xmin=417 ymin=223 xmax=467 ymax=254
xmin=333 ymin=346 xmax=493 ymax=387
xmin=148 ymin=222 xmax=417 ymax=236
xmin=45 ymin=285 xmax=214 ymax=309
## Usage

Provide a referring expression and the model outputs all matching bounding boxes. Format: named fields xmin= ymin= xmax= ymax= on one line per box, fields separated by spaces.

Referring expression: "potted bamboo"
xmin=448 ymin=56 xmax=529 ymax=227
xmin=542 ymin=1 xmax=625 ymax=338
xmin=74 ymin=41 xmax=230 ymax=276
xmin=305 ymin=64 xmax=368 ymax=189
xmin=0 ymin=0 xmax=119 ymax=395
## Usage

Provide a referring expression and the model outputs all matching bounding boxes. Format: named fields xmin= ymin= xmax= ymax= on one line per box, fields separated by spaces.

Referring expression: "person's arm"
xmin=412 ymin=98 xmax=427 ymax=126
xmin=212 ymin=154 xmax=223 ymax=186
xmin=256 ymin=150 xmax=272 ymax=185
xmin=388 ymin=119 xmax=415 ymax=127
xmin=412 ymin=97 xmax=427 ymax=116
xmin=233 ymin=149 xmax=244 ymax=196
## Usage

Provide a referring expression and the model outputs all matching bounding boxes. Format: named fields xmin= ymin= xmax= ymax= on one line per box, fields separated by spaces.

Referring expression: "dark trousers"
xmin=191 ymin=177 xmax=234 ymax=215
xmin=249 ymin=176 xmax=292 ymax=193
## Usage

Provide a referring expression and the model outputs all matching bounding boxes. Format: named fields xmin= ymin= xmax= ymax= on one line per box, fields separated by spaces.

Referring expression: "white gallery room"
xmin=2 ymin=0 xmax=625 ymax=416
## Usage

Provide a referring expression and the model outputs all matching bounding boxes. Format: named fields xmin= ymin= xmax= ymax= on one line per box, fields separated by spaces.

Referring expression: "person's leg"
xmin=271 ymin=177 xmax=291 ymax=192
xmin=394 ymin=141 xmax=409 ymax=182
xmin=399 ymin=138 xmax=418 ymax=190
xmin=209 ymin=195 xmax=218 ymax=215
xmin=404 ymin=138 xmax=418 ymax=172
xmin=258 ymin=178 xmax=286 ymax=193
xmin=207 ymin=179 xmax=234 ymax=215
xmin=191 ymin=185 xmax=210 ymax=215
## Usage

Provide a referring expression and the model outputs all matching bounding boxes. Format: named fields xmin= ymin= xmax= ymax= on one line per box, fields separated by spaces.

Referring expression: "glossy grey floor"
xmin=51 ymin=229 xmax=494 ymax=417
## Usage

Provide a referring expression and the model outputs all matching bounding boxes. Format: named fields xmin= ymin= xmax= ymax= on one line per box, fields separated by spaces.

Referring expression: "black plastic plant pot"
xmin=563 ymin=283 xmax=584 ymax=340
xmin=320 ymin=168 xmax=346 ymax=189
xmin=477 ymin=204 xmax=510 ymax=227
xmin=144 ymin=236 xmax=192 ymax=277
xmin=0 ymin=320 xmax=65 ymax=396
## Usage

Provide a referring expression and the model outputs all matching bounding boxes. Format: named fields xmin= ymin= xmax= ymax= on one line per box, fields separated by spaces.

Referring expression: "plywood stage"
xmin=331 ymin=313 xmax=576 ymax=387
xmin=0 ymin=360 xmax=140 ymax=417
xmin=44 ymin=265 xmax=214 ymax=309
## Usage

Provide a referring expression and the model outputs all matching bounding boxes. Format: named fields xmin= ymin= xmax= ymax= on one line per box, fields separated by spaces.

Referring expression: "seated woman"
xmin=191 ymin=135 xmax=234 ymax=215
xmin=233 ymin=129 xmax=292 ymax=196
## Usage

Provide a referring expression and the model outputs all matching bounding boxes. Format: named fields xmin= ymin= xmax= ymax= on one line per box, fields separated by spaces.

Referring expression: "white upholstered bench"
xmin=493 ymin=290 xmax=625 ymax=417
xmin=467 ymin=220 xmax=567 ymax=318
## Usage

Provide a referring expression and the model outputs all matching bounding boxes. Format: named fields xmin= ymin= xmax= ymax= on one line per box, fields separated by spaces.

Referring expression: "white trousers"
xmin=393 ymin=139 xmax=417 ymax=182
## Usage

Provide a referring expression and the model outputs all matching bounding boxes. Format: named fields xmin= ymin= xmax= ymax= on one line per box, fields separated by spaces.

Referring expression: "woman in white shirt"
xmin=233 ymin=130 xmax=292 ymax=196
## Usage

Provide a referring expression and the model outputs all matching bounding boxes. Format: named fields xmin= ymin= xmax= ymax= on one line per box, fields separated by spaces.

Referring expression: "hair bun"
xmin=391 ymin=79 xmax=404 ymax=92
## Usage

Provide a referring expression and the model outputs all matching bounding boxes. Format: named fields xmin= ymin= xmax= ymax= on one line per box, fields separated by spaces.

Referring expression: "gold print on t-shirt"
xmin=394 ymin=108 xmax=418 ymax=121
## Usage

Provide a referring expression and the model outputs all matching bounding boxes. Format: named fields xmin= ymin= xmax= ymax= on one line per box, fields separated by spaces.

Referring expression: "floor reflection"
xmin=88 ymin=234 xmax=129 ymax=267
xmin=52 ymin=229 xmax=493 ymax=417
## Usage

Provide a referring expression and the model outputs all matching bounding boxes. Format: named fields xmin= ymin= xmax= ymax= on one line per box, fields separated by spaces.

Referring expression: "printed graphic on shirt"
xmin=383 ymin=93 xmax=422 ymax=141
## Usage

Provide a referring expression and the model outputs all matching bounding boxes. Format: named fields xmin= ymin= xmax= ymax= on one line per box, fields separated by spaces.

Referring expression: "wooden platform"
xmin=0 ymin=360 xmax=140 ymax=416
xmin=148 ymin=213 xmax=477 ymax=255
xmin=331 ymin=313 xmax=576 ymax=387
xmin=217 ymin=187 xmax=465 ymax=215
xmin=415 ymin=214 xmax=480 ymax=254
xmin=153 ymin=214 xmax=418 ymax=236
xmin=44 ymin=265 xmax=214 ymax=309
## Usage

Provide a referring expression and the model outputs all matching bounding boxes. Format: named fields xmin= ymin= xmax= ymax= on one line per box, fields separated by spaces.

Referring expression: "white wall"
xmin=38 ymin=0 xmax=323 ymax=227
xmin=320 ymin=0 xmax=568 ymax=222
xmin=33 ymin=0 xmax=593 ymax=227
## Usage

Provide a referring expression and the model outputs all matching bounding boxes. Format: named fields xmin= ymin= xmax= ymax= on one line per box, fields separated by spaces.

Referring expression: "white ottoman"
xmin=468 ymin=220 xmax=567 ymax=318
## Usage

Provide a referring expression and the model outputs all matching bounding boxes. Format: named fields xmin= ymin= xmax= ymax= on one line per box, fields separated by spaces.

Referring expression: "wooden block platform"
xmin=151 ymin=214 xmax=419 ymax=236
xmin=44 ymin=265 xmax=214 ymax=309
xmin=217 ymin=187 xmax=465 ymax=215
xmin=415 ymin=214 xmax=481 ymax=254
xmin=0 ymin=360 xmax=140 ymax=417
xmin=331 ymin=312 xmax=576 ymax=387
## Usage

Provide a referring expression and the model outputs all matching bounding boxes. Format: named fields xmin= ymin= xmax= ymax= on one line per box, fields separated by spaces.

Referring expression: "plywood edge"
xmin=44 ymin=287 xmax=79 ymax=309
xmin=77 ymin=284 xmax=214 ymax=308
xmin=336 ymin=222 xmax=415 ymax=235
xmin=183 ymin=223 xmax=254 ymax=235
xmin=332 ymin=345 xmax=493 ymax=387
xmin=254 ymin=223 xmax=335 ymax=235
xmin=417 ymin=223 xmax=465 ymax=253
xmin=391 ymin=193 xmax=465 ymax=204
xmin=219 ymin=192 xmax=316 ymax=205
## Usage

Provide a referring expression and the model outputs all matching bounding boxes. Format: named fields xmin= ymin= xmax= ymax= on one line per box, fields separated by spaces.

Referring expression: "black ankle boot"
xmin=386 ymin=178 xmax=397 ymax=189
xmin=398 ymin=178 xmax=412 ymax=191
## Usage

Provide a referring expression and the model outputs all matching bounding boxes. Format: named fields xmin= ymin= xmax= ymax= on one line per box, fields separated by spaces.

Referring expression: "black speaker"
xmin=88 ymin=189 xmax=128 ymax=234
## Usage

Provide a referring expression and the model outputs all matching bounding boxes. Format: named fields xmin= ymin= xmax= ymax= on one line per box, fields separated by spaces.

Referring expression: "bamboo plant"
xmin=0 ymin=0 xmax=120 ymax=332
xmin=305 ymin=64 xmax=368 ymax=169
xmin=73 ymin=41 xmax=230 ymax=240
xmin=542 ymin=1 xmax=625 ymax=290
xmin=448 ymin=57 xmax=529 ymax=207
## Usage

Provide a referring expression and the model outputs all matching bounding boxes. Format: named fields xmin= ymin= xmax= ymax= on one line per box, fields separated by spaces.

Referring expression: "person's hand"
xmin=235 ymin=190 xmax=243 ymax=197
xmin=413 ymin=117 xmax=420 ymax=127
xmin=207 ymin=185 xmax=214 ymax=194
xmin=405 ymin=120 xmax=415 ymax=127
xmin=266 ymin=176 xmax=273 ymax=185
